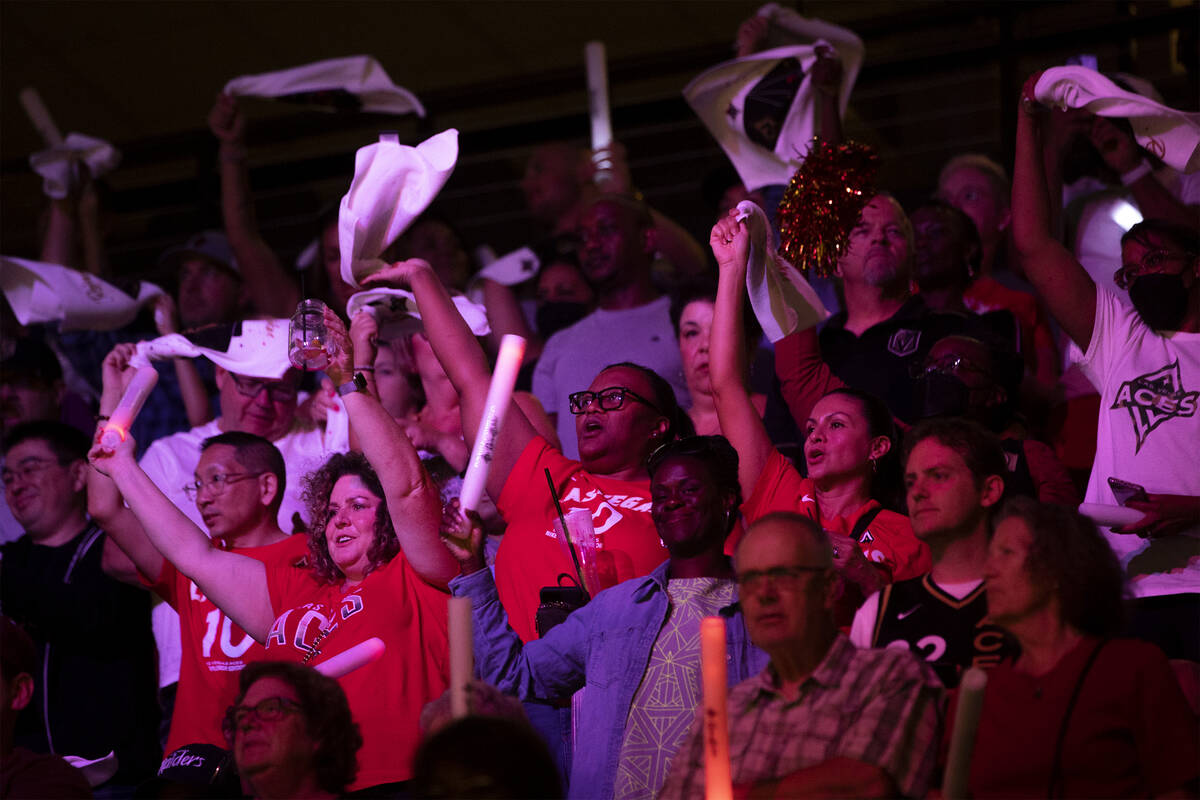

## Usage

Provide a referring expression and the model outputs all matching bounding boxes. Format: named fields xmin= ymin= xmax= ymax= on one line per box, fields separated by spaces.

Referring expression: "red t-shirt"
xmin=495 ymin=437 xmax=668 ymax=642
xmin=952 ymin=637 xmax=1199 ymax=798
xmin=741 ymin=449 xmax=930 ymax=582
xmin=144 ymin=534 xmax=309 ymax=754
xmin=263 ymin=553 xmax=449 ymax=791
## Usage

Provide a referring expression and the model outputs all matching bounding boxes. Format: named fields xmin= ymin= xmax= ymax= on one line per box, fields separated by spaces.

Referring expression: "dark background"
xmin=1 ymin=1 xmax=1195 ymax=282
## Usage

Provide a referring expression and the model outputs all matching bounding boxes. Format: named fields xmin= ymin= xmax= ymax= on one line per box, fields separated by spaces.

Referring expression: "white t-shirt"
xmin=1079 ymin=287 xmax=1200 ymax=598
xmin=139 ymin=417 xmax=337 ymax=686
xmin=533 ymin=296 xmax=690 ymax=459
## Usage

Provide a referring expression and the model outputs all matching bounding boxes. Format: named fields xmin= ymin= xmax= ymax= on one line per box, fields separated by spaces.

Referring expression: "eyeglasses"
xmin=229 ymin=374 xmax=298 ymax=403
xmin=221 ymin=696 xmax=302 ymax=739
xmin=183 ymin=472 xmax=264 ymax=501
xmin=568 ymin=386 xmax=661 ymax=416
xmin=1 ymin=458 xmax=58 ymax=487
xmin=1113 ymin=249 xmax=1189 ymax=290
xmin=735 ymin=565 xmax=826 ymax=593
xmin=910 ymin=353 xmax=988 ymax=379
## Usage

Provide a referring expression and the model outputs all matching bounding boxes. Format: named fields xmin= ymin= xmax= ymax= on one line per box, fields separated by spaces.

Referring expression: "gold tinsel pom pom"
xmin=776 ymin=138 xmax=879 ymax=277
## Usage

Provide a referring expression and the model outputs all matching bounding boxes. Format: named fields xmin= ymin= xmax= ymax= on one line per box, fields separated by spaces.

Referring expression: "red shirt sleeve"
xmin=774 ymin=328 xmax=848 ymax=430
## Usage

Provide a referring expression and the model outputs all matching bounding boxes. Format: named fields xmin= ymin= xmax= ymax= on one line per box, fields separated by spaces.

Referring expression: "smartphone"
xmin=1108 ymin=477 xmax=1148 ymax=506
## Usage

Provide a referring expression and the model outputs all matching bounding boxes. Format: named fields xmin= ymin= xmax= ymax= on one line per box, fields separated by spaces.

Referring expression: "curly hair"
xmin=994 ymin=497 xmax=1127 ymax=637
xmin=302 ymin=452 xmax=399 ymax=584
xmin=228 ymin=661 xmax=362 ymax=795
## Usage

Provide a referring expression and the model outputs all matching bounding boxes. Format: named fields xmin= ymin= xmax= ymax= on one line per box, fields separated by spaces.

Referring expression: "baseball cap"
xmin=159 ymin=231 xmax=240 ymax=277
xmin=133 ymin=743 xmax=240 ymax=798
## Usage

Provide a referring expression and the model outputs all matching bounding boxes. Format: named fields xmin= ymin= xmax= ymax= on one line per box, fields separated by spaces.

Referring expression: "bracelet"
xmin=1120 ymin=160 xmax=1153 ymax=186
xmin=353 ymin=365 xmax=375 ymax=372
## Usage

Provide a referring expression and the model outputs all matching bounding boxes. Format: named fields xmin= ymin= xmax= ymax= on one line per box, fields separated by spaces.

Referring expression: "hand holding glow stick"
xmin=449 ymin=596 xmax=473 ymax=719
xmin=701 ymin=617 xmax=733 ymax=800
xmin=100 ymin=364 xmax=159 ymax=449
xmin=459 ymin=335 xmax=526 ymax=512
xmin=313 ymin=638 xmax=386 ymax=679
xmin=585 ymin=42 xmax=614 ymax=187
xmin=942 ymin=666 xmax=987 ymax=800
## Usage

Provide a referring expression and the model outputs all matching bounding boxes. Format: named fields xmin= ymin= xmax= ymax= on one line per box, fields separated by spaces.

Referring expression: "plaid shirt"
xmin=658 ymin=635 xmax=943 ymax=799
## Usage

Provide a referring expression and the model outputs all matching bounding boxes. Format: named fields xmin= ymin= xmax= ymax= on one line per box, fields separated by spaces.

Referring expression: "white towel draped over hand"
xmin=345 ymin=288 xmax=490 ymax=337
xmin=1035 ymin=66 xmax=1200 ymax=173
xmin=29 ymin=133 xmax=121 ymax=199
xmin=224 ymin=55 xmax=425 ymax=117
xmin=737 ymin=200 xmax=828 ymax=342
xmin=338 ymin=129 xmax=459 ymax=287
xmin=0 ymin=256 xmax=163 ymax=331
xmin=136 ymin=319 xmax=291 ymax=379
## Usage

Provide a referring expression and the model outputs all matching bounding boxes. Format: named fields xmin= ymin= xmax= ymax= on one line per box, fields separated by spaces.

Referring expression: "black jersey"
xmin=870 ymin=574 xmax=1015 ymax=687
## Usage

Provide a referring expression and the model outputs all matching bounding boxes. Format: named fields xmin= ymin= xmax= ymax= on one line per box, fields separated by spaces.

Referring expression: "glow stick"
xmin=585 ymin=41 xmax=614 ymax=187
xmin=459 ymin=335 xmax=526 ymax=512
xmin=100 ymin=365 xmax=158 ymax=449
xmin=19 ymin=88 xmax=64 ymax=147
xmin=942 ymin=666 xmax=987 ymax=800
xmin=701 ymin=617 xmax=732 ymax=800
xmin=313 ymin=637 xmax=386 ymax=678
xmin=449 ymin=596 xmax=473 ymax=719
xmin=1077 ymin=502 xmax=1146 ymax=527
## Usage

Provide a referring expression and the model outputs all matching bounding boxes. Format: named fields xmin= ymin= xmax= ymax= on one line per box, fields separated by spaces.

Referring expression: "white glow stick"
xmin=585 ymin=41 xmax=614 ymax=187
xmin=314 ymin=637 xmax=386 ymax=678
xmin=701 ymin=617 xmax=732 ymax=800
xmin=942 ymin=666 xmax=988 ymax=800
xmin=100 ymin=365 xmax=158 ymax=448
xmin=449 ymin=596 xmax=473 ymax=719
xmin=1078 ymin=502 xmax=1146 ymax=527
xmin=459 ymin=335 xmax=526 ymax=513
xmin=19 ymin=87 xmax=64 ymax=147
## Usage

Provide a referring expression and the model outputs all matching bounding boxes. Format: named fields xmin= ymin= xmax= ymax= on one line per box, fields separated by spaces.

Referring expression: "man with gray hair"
xmin=660 ymin=512 xmax=941 ymax=799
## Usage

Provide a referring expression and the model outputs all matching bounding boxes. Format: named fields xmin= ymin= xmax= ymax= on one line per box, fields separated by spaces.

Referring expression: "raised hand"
xmin=439 ymin=498 xmax=486 ymax=575
xmin=360 ymin=258 xmax=434 ymax=291
xmin=709 ymin=208 xmax=751 ymax=273
xmin=207 ymin=92 xmax=245 ymax=145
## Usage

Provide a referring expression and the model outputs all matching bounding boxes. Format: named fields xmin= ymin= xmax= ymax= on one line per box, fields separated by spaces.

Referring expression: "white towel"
xmin=470 ymin=246 xmax=540 ymax=288
xmin=1035 ymin=66 xmax=1200 ymax=174
xmin=224 ymin=55 xmax=425 ymax=117
xmin=0 ymin=256 xmax=163 ymax=331
xmin=136 ymin=319 xmax=291 ymax=379
xmin=338 ymin=129 xmax=458 ymax=287
xmin=29 ymin=133 xmax=121 ymax=199
xmin=684 ymin=5 xmax=863 ymax=191
xmin=345 ymin=288 xmax=490 ymax=337
xmin=737 ymin=200 xmax=828 ymax=341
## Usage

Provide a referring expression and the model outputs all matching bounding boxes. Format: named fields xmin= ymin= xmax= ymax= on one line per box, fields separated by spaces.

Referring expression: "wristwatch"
xmin=336 ymin=372 xmax=369 ymax=397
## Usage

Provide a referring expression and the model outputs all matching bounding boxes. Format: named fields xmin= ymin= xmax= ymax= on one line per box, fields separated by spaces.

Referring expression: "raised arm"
xmin=324 ymin=308 xmax=458 ymax=587
xmin=1090 ymin=115 xmax=1199 ymax=229
xmin=1012 ymin=75 xmax=1097 ymax=350
xmin=88 ymin=432 xmax=274 ymax=642
xmin=87 ymin=345 xmax=167 ymax=583
xmin=363 ymin=260 xmax=539 ymax=503
xmin=708 ymin=212 xmax=774 ymax=498
xmin=208 ymin=92 xmax=300 ymax=319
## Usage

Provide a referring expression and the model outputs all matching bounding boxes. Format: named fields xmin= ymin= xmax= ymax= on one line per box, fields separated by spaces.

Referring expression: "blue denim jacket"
xmin=450 ymin=560 xmax=769 ymax=800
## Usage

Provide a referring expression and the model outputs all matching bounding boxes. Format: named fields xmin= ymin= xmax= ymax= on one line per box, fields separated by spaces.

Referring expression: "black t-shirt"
xmin=1 ymin=524 xmax=160 ymax=784
xmin=870 ymin=574 xmax=1016 ymax=687
xmin=819 ymin=296 xmax=1016 ymax=423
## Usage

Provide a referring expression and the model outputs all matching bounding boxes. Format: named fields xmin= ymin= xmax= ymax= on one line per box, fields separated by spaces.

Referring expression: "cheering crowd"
xmin=2 ymin=7 xmax=1198 ymax=800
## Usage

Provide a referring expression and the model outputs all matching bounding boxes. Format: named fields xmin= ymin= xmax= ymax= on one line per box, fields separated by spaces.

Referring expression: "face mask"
xmin=536 ymin=301 xmax=591 ymax=338
xmin=1129 ymin=273 xmax=1189 ymax=331
xmin=916 ymin=372 xmax=972 ymax=420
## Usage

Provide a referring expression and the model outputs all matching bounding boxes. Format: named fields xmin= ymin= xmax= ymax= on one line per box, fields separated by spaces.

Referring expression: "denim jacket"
xmin=450 ymin=560 xmax=769 ymax=800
